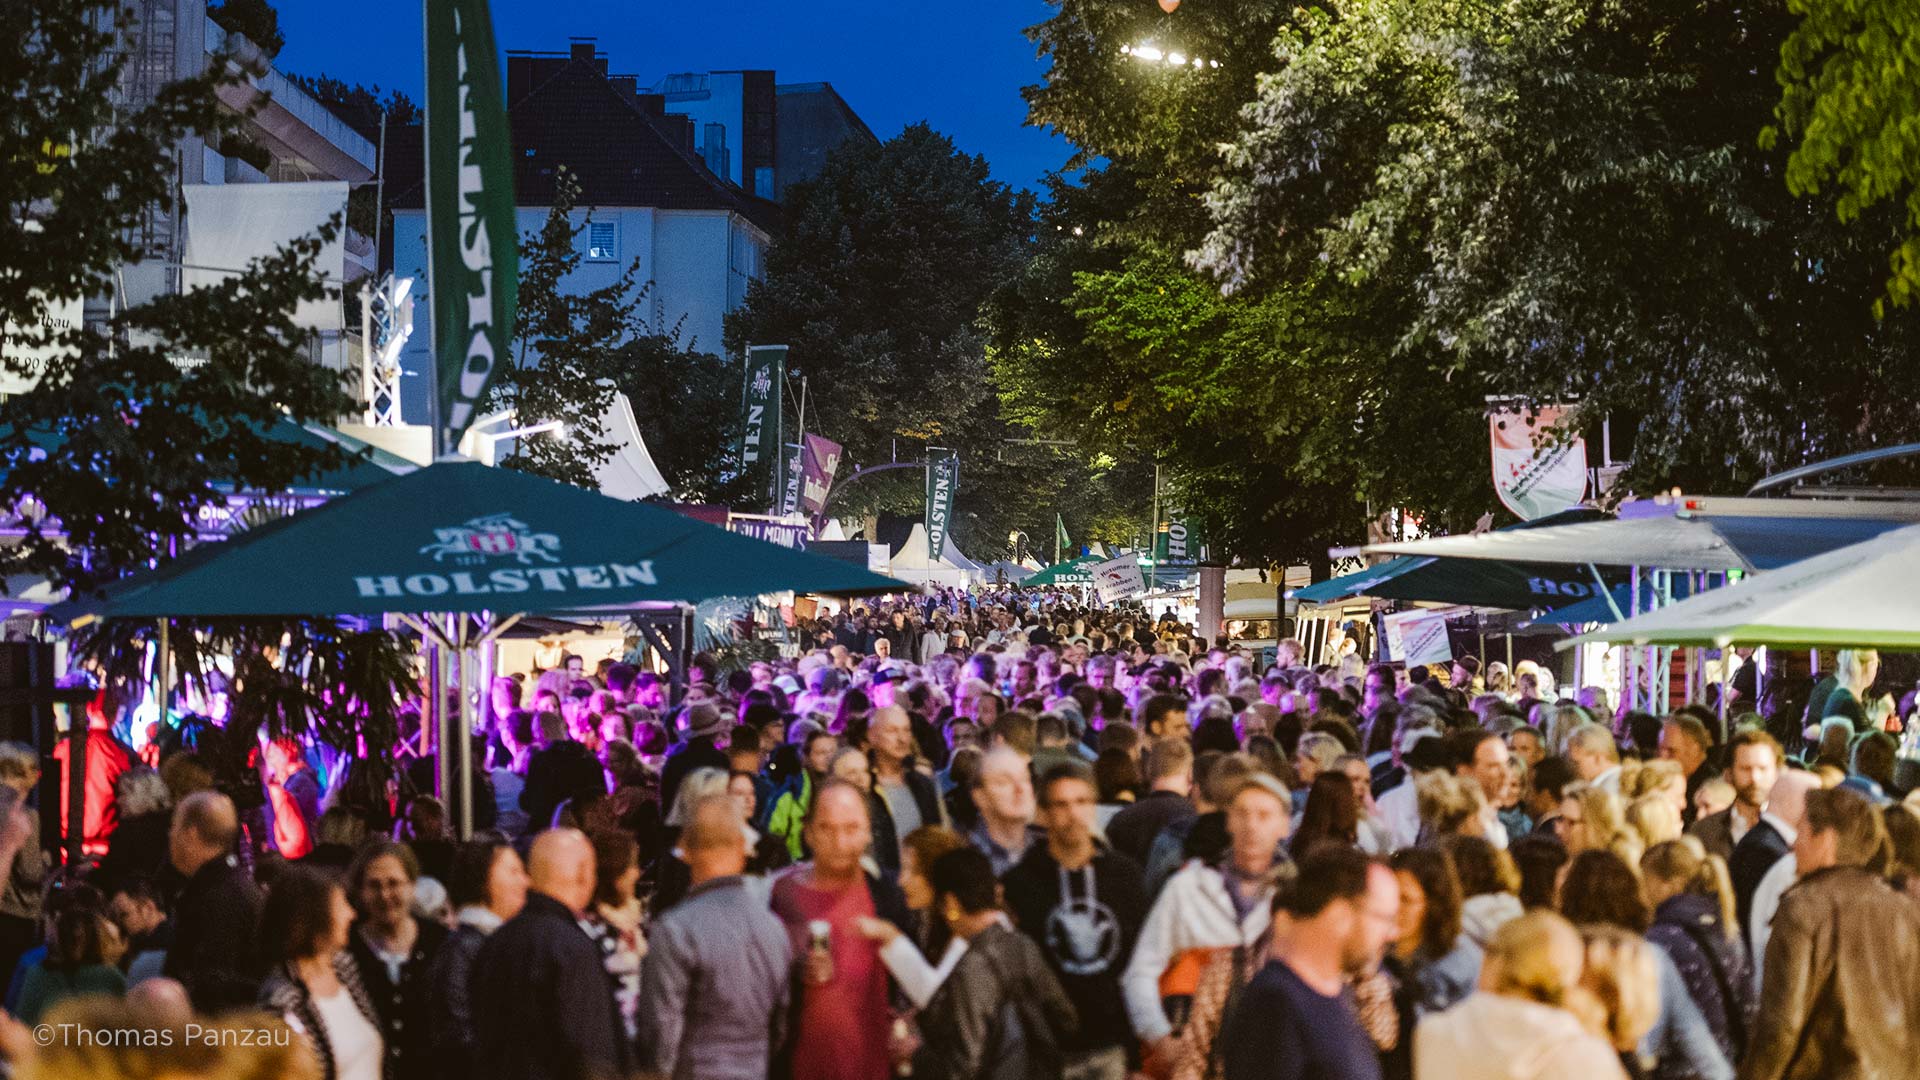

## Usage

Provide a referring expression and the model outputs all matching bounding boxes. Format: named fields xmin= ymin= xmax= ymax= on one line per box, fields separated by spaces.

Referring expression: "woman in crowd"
xmin=1413 ymin=910 xmax=1627 ymax=1080
xmin=1557 ymin=850 xmax=1731 ymax=1080
xmin=857 ymin=825 xmax=969 ymax=1008
xmin=14 ymin=881 xmax=125 ymax=1023
xmin=1558 ymin=783 xmax=1642 ymax=866
xmin=346 ymin=842 xmax=447 ymax=1080
xmin=427 ymin=838 xmax=529 ymax=1080
xmin=907 ymin=848 xmax=1075 ymax=1080
xmin=1624 ymin=794 xmax=1683 ymax=851
xmin=726 ymin=769 xmax=796 ymax=874
xmin=1416 ymin=773 xmax=1489 ymax=843
xmin=260 ymin=865 xmax=385 ymax=1080
xmin=1443 ymin=835 xmax=1524 ymax=950
xmin=582 ymin=829 xmax=645 ymax=1047
xmin=1576 ymin=926 xmax=1664 ymax=1080
xmin=1641 ymin=839 xmax=1752 ymax=1069
xmin=1387 ymin=848 xmax=1483 ymax=1018
xmin=1290 ymin=772 xmax=1360 ymax=860
xmin=1622 ymin=760 xmax=1688 ymax=821
xmin=1509 ymin=834 xmax=1569 ymax=911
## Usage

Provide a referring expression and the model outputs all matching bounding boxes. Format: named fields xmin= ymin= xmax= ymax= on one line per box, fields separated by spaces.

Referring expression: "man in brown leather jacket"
xmin=1742 ymin=786 xmax=1920 ymax=1080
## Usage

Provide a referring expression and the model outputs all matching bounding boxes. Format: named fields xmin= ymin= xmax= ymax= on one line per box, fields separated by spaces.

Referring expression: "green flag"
xmin=926 ymin=452 xmax=959 ymax=561
xmin=1055 ymin=513 xmax=1070 ymax=561
xmin=425 ymin=0 xmax=518 ymax=455
xmin=737 ymin=345 xmax=785 ymax=503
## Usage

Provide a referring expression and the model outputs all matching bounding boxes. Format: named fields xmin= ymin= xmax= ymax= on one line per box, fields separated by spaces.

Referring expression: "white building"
xmin=383 ymin=42 xmax=782 ymax=424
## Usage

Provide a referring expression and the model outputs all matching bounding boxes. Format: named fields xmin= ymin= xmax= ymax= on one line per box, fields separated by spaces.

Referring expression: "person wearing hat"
xmin=661 ymin=703 xmax=731 ymax=817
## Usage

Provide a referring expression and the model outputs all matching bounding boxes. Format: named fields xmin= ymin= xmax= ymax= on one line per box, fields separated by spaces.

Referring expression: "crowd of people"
xmin=1 ymin=592 xmax=1917 ymax=1080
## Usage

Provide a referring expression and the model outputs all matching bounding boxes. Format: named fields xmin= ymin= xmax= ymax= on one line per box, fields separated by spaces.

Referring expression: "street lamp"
xmin=1120 ymin=43 xmax=1220 ymax=69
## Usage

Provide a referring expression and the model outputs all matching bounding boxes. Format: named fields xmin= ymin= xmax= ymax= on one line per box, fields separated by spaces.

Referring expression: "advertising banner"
xmin=1490 ymin=403 xmax=1588 ymax=520
xmin=1383 ymin=609 xmax=1453 ymax=667
xmin=1094 ymin=555 xmax=1147 ymax=604
xmin=727 ymin=517 xmax=809 ymax=551
xmin=737 ymin=345 xmax=785 ymax=499
xmin=425 ymin=0 xmax=518 ymax=453
xmin=798 ymin=434 xmax=844 ymax=516
xmin=925 ymin=453 xmax=958 ymax=561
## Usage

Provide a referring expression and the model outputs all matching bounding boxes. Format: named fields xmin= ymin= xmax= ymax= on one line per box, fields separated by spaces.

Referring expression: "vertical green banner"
xmin=425 ymin=0 xmax=518 ymax=455
xmin=737 ymin=344 xmax=785 ymax=500
xmin=925 ymin=452 xmax=959 ymax=562
xmin=1153 ymin=509 xmax=1202 ymax=565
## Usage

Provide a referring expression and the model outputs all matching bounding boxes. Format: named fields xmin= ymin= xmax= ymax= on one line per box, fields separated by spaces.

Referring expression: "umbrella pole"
xmin=426 ymin=642 xmax=443 ymax=800
xmin=434 ymin=619 xmax=452 ymax=807
xmin=455 ymin=619 xmax=474 ymax=842
xmin=156 ymin=619 xmax=171 ymax=723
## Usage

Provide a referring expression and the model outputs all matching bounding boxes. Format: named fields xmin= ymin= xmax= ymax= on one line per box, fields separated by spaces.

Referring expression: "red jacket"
xmin=52 ymin=723 xmax=133 ymax=856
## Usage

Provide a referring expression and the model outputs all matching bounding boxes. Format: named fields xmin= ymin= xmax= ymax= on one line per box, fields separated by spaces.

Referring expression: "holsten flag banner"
xmin=925 ymin=453 xmax=959 ymax=561
xmin=47 ymin=462 xmax=903 ymax=623
xmin=738 ymin=345 xmax=786 ymax=497
xmin=798 ymin=434 xmax=843 ymax=516
xmin=425 ymin=0 xmax=518 ymax=454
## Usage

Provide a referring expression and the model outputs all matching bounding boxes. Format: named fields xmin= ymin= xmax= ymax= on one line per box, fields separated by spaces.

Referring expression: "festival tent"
xmin=1291 ymin=509 xmax=1616 ymax=610
xmin=886 ymin=524 xmax=972 ymax=588
xmin=1352 ymin=514 xmax=1755 ymax=572
xmin=590 ymin=392 xmax=672 ymax=501
xmin=1560 ymin=524 xmax=1920 ymax=649
xmin=48 ymin=460 xmax=905 ymax=624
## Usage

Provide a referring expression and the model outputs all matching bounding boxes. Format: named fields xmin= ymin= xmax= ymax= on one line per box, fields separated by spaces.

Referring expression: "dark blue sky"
xmin=275 ymin=0 xmax=1071 ymax=192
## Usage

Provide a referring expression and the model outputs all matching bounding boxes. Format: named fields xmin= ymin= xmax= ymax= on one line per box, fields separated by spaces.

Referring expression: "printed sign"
xmin=1490 ymin=404 xmax=1588 ymax=520
xmin=1093 ymin=555 xmax=1147 ymax=604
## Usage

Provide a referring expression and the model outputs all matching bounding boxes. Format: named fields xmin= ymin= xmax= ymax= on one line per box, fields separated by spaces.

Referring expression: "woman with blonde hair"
xmin=1576 ymin=926 xmax=1662 ymax=1076
xmin=1641 ymin=838 xmax=1752 ymax=1067
xmin=1413 ymin=911 xmax=1627 ymax=1080
xmin=1556 ymin=783 xmax=1643 ymax=867
xmin=1417 ymin=772 xmax=1490 ymax=842
xmin=1624 ymin=794 xmax=1683 ymax=851
xmin=1622 ymin=759 xmax=1688 ymax=820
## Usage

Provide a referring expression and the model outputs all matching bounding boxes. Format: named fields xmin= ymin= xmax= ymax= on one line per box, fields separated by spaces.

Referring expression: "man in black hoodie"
xmin=1004 ymin=762 xmax=1149 ymax=1080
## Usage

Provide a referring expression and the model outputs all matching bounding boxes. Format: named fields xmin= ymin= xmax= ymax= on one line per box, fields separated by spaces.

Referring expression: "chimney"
xmin=569 ymin=38 xmax=597 ymax=64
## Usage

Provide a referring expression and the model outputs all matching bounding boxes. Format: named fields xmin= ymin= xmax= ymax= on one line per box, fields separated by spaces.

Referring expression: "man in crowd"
xmin=1689 ymin=729 xmax=1781 ymax=862
xmin=637 ymin=796 xmax=791 ymax=1080
xmin=660 ymin=703 xmax=730 ymax=813
xmin=1004 ymin=762 xmax=1149 ymax=1080
xmin=1743 ymin=768 xmax=1824 ymax=981
xmin=1126 ymin=773 xmax=1293 ymax=1073
xmin=520 ymin=711 xmax=604 ymax=834
xmin=868 ymin=706 xmax=943 ymax=864
xmin=1107 ymin=737 xmax=1195 ymax=867
xmin=1565 ymin=723 xmax=1624 ymax=796
xmin=1659 ymin=714 xmax=1714 ymax=818
xmin=1743 ymin=786 xmax=1920 ymax=1080
xmin=770 ymin=781 xmax=909 ymax=1080
xmin=1137 ymin=694 xmax=1189 ymax=741
xmin=968 ymin=746 xmax=1042 ymax=876
xmin=1448 ymin=728 xmax=1511 ymax=847
xmin=1219 ymin=846 xmax=1399 ymax=1080
xmin=473 ymin=829 xmax=629 ymax=1080
xmin=162 ymin=791 xmax=262 ymax=1013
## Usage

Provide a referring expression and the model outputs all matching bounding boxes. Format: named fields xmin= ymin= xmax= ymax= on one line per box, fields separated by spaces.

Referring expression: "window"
xmin=587 ymin=221 xmax=617 ymax=261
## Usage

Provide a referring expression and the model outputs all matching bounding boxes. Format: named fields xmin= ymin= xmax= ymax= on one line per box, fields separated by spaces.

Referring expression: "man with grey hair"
xmin=1565 ymin=722 xmax=1624 ymax=796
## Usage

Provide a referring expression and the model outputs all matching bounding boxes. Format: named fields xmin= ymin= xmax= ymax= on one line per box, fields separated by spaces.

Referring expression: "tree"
xmin=207 ymin=0 xmax=284 ymax=58
xmin=724 ymin=123 xmax=1037 ymax=522
xmin=491 ymin=168 xmax=635 ymax=488
xmin=1191 ymin=0 xmax=1920 ymax=501
xmin=612 ymin=335 xmax=747 ymax=503
xmin=287 ymin=73 xmax=422 ymax=141
xmin=3 ymin=1 xmax=415 ymax=789
xmin=1766 ymin=0 xmax=1920 ymax=313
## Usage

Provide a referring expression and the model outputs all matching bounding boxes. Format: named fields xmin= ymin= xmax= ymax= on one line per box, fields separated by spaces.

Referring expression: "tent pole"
xmin=1627 ymin=567 xmax=1642 ymax=711
xmin=433 ymin=619 xmax=452 ymax=805
xmin=426 ymin=642 xmax=442 ymax=799
xmin=456 ymin=616 xmax=475 ymax=841
xmin=155 ymin=619 xmax=171 ymax=724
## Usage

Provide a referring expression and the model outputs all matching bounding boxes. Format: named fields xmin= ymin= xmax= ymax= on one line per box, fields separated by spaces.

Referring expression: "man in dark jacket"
xmin=1105 ymin=737 xmax=1194 ymax=867
xmin=659 ymin=703 xmax=730 ymax=814
xmin=520 ymin=713 xmax=605 ymax=833
xmin=913 ymin=847 xmax=1077 ymax=1080
xmin=472 ymin=829 xmax=630 ymax=1080
xmin=162 ymin=791 xmax=262 ymax=1014
xmin=869 ymin=707 xmax=944 ymax=867
xmin=1004 ymin=762 xmax=1148 ymax=1080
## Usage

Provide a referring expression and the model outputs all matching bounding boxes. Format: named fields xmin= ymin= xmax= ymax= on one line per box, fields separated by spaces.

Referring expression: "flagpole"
xmin=1148 ymin=463 xmax=1161 ymax=597
xmin=1054 ymin=513 xmax=1061 ymax=565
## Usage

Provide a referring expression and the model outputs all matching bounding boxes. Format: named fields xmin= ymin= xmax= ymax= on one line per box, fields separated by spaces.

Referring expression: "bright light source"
xmin=1072 ymin=226 xmax=1084 ymax=236
xmin=1133 ymin=45 xmax=1164 ymax=61
xmin=1121 ymin=41 xmax=1213 ymax=70
xmin=1167 ymin=52 xmax=1186 ymax=65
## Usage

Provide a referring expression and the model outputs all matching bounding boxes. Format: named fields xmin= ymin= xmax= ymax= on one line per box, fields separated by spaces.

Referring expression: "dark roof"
xmin=383 ymin=56 xmax=779 ymax=234
xmin=773 ymin=82 xmax=877 ymax=202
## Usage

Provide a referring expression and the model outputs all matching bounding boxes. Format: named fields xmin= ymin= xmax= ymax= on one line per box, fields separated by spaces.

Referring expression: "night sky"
xmin=274 ymin=0 xmax=1070 ymax=192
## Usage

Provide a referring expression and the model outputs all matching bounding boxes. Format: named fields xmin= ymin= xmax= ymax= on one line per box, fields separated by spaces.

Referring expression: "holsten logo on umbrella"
xmin=353 ymin=513 xmax=657 ymax=599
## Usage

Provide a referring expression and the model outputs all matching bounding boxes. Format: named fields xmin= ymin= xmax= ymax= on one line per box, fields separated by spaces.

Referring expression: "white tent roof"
xmin=817 ymin=519 xmax=848 ymax=541
xmin=888 ymin=524 xmax=972 ymax=586
xmin=1561 ymin=523 xmax=1920 ymax=649
xmin=1351 ymin=514 xmax=1753 ymax=572
xmin=591 ymin=392 xmax=672 ymax=501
